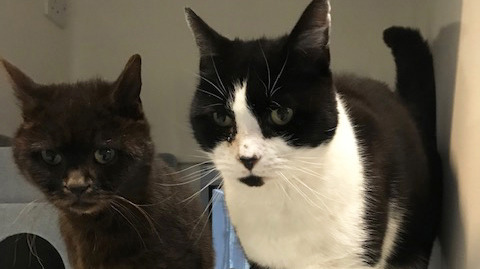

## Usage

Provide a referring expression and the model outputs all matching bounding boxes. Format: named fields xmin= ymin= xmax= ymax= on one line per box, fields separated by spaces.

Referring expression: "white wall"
xmin=429 ymin=0 xmax=480 ymax=268
xmin=449 ymin=4 xmax=480 ymax=263
xmin=331 ymin=0 xmax=430 ymax=87
xmin=0 ymin=0 xmax=71 ymax=137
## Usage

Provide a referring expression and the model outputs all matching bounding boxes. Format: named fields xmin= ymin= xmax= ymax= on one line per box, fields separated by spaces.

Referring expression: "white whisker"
xmin=277 ymin=172 xmax=326 ymax=211
xmin=202 ymin=103 xmax=224 ymax=108
xmin=26 ymin=234 xmax=45 ymax=269
xmin=160 ymin=167 xmax=217 ymax=186
xmin=181 ymin=175 xmax=222 ymax=204
xmin=290 ymin=166 xmax=328 ymax=179
xmin=178 ymin=165 xmax=215 ymax=180
xmin=290 ymin=175 xmax=334 ymax=213
xmin=110 ymin=203 xmax=147 ymax=249
xmin=195 ymin=74 xmax=226 ymax=99
xmin=275 ymin=180 xmax=291 ymax=201
xmin=271 ymin=54 xmax=288 ymax=96
xmin=211 ymin=57 xmax=228 ymax=95
xmin=197 ymin=88 xmax=224 ymax=101
xmin=255 ymin=69 xmax=269 ymax=97
xmin=270 ymin=86 xmax=283 ymax=97
xmin=165 ymin=160 xmax=213 ymax=175
xmin=12 ymin=199 xmax=43 ymax=225
xmin=295 ymin=159 xmax=324 ymax=166
xmin=192 ymin=181 xmax=224 ymax=244
xmin=259 ymin=42 xmax=271 ymax=91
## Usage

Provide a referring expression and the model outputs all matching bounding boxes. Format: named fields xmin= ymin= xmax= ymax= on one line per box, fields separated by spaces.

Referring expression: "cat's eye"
xmin=213 ymin=112 xmax=233 ymax=127
xmin=41 ymin=150 xmax=62 ymax=165
xmin=94 ymin=148 xmax=116 ymax=164
xmin=271 ymin=107 xmax=293 ymax=125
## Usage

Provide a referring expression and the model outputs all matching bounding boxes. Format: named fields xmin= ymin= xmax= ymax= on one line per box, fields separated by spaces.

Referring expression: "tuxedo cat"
xmin=186 ymin=0 xmax=440 ymax=268
xmin=2 ymin=55 xmax=214 ymax=269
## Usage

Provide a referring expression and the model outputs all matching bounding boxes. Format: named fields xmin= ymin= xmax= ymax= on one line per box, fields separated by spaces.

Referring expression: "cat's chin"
xmin=239 ymin=175 xmax=264 ymax=187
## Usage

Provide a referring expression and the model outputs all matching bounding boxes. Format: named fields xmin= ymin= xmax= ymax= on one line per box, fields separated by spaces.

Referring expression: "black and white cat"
xmin=186 ymin=0 xmax=441 ymax=268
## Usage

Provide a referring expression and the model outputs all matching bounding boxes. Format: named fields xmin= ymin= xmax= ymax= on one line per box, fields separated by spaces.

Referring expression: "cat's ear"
xmin=1 ymin=59 xmax=39 ymax=113
xmin=288 ymin=0 xmax=331 ymax=59
xmin=185 ymin=7 xmax=230 ymax=57
xmin=113 ymin=54 xmax=143 ymax=118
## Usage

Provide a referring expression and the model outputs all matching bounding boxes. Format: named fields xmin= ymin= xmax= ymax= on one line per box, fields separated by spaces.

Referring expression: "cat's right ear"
xmin=113 ymin=54 xmax=144 ymax=118
xmin=1 ymin=59 xmax=38 ymax=113
xmin=185 ymin=7 xmax=230 ymax=57
xmin=287 ymin=0 xmax=331 ymax=62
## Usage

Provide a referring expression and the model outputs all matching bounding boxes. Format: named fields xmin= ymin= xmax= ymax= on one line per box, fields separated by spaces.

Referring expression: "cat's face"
xmin=3 ymin=55 xmax=154 ymax=215
xmin=187 ymin=0 xmax=338 ymax=187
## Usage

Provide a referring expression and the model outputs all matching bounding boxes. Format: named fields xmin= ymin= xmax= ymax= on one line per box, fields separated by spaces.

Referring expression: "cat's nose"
xmin=239 ymin=156 xmax=260 ymax=170
xmin=65 ymin=183 xmax=91 ymax=196
xmin=65 ymin=170 xmax=92 ymax=196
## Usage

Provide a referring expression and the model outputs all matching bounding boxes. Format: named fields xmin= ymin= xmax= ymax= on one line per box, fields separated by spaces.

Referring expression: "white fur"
xmin=211 ymin=83 xmax=400 ymax=268
xmin=375 ymin=204 xmax=403 ymax=269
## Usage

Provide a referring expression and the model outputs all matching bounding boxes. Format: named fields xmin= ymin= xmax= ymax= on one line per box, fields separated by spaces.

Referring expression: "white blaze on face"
xmin=231 ymin=82 xmax=264 ymax=160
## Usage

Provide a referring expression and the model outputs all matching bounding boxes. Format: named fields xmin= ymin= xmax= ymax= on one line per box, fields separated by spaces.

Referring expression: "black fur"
xmin=239 ymin=175 xmax=264 ymax=187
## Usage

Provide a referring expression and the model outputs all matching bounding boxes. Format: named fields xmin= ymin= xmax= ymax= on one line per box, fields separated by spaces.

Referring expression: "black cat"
xmin=3 ymin=55 xmax=214 ymax=269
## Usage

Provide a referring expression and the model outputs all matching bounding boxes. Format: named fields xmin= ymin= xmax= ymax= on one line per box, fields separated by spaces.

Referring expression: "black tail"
xmin=384 ymin=27 xmax=442 ymax=240
xmin=383 ymin=27 xmax=437 ymax=154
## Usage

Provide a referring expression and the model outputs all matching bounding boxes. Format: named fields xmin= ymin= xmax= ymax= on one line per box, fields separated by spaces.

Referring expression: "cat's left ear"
xmin=288 ymin=0 xmax=331 ymax=60
xmin=113 ymin=54 xmax=143 ymax=118
xmin=1 ymin=59 xmax=40 ymax=114
xmin=185 ymin=7 xmax=231 ymax=57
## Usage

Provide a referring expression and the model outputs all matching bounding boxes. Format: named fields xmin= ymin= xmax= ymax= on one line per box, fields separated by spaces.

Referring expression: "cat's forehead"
xmin=21 ymin=82 xmax=122 ymax=142
xmin=34 ymin=81 xmax=111 ymax=116
xmin=197 ymin=37 xmax=290 ymax=105
xmin=46 ymin=80 xmax=112 ymax=103
xmin=201 ymin=38 xmax=286 ymax=76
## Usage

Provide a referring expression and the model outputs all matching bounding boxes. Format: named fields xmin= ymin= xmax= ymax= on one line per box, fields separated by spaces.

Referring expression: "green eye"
xmin=271 ymin=107 xmax=293 ymax=125
xmin=41 ymin=150 xmax=62 ymax=165
xmin=213 ymin=112 xmax=233 ymax=127
xmin=94 ymin=148 xmax=116 ymax=164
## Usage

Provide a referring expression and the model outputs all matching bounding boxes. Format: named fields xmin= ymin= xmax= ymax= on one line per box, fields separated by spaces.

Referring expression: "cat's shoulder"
xmin=333 ymin=73 xmax=406 ymax=116
xmin=333 ymin=73 xmax=395 ymax=102
xmin=332 ymin=73 xmax=415 ymax=138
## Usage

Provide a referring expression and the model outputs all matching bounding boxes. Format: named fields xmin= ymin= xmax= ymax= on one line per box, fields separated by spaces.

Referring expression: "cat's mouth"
xmin=239 ymin=175 xmax=264 ymax=187
xmin=61 ymin=197 xmax=106 ymax=215
xmin=70 ymin=202 xmax=105 ymax=215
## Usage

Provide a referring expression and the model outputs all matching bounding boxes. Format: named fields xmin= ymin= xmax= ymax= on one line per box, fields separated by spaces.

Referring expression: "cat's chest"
xmin=223 ymin=170 xmax=367 ymax=269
